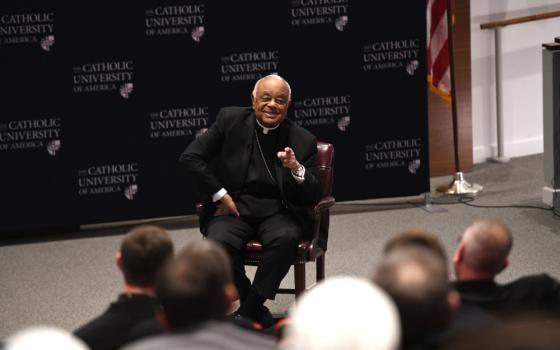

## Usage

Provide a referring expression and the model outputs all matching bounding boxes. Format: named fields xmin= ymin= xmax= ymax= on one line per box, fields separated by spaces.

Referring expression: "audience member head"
xmin=5 ymin=326 xmax=88 ymax=350
xmin=453 ymin=218 xmax=512 ymax=280
xmin=117 ymin=225 xmax=174 ymax=288
xmin=374 ymin=246 xmax=458 ymax=348
xmin=155 ymin=239 xmax=237 ymax=330
xmin=284 ymin=276 xmax=400 ymax=350
xmin=384 ymin=229 xmax=448 ymax=265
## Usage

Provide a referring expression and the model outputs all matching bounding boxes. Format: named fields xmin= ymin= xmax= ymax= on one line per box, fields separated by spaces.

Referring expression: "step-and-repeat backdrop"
xmin=1 ymin=1 xmax=429 ymax=232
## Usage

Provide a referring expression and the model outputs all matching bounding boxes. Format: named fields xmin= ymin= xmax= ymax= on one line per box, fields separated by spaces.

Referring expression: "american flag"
xmin=427 ymin=0 xmax=453 ymax=102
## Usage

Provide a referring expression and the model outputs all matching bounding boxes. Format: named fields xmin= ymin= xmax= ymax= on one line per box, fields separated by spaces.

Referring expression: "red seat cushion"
xmin=244 ymin=240 xmax=311 ymax=258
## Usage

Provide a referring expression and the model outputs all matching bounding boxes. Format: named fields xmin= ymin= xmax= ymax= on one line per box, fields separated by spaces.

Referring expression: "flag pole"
xmin=437 ymin=0 xmax=482 ymax=195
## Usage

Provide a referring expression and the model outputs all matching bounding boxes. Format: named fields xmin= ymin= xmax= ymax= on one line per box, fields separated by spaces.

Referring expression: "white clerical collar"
xmin=255 ymin=119 xmax=280 ymax=134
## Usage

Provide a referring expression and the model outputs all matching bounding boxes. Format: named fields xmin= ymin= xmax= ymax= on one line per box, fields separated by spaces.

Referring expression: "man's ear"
xmin=157 ymin=309 xmax=171 ymax=330
xmin=497 ymin=257 xmax=509 ymax=273
xmin=115 ymin=251 xmax=123 ymax=272
xmin=225 ymin=283 xmax=239 ymax=304
xmin=453 ymin=243 xmax=465 ymax=264
xmin=447 ymin=290 xmax=461 ymax=314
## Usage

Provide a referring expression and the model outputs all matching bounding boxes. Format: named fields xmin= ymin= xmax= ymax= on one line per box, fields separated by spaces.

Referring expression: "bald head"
xmin=457 ymin=219 xmax=512 ymax=276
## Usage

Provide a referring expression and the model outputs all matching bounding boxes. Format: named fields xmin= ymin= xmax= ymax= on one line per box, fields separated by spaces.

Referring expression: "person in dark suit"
xmin=452 ymin=218 xmax=560 ymax=321
xmin=74 ymin=225 xmax=174 ymax=350
xmin=378 ymin=229 xmax=498 ymax=349
xmin=179 ymin=74 xmax=322 ymax=327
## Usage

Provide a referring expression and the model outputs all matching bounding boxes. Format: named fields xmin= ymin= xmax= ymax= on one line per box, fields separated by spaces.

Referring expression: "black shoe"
xmin=255 ymin=305 xmax=274 ymax=329
xmin=237 ymin=291 xmax=264 ymax=320
xmin=230 ymin=311 xmax=264 ymax=332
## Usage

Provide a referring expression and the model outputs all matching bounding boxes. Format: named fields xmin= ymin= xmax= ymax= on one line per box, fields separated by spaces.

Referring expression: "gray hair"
xmin=251 ymin=74 xmax=291 ymax=101
xmin=287 ymin=276 xmax=400 ymax=350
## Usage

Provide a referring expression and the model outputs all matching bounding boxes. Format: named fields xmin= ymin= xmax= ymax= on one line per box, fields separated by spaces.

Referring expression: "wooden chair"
xmin=245 ymin=141 xmax=334 ymax=298
xmin=197 ymin=141 xmax=335 ymax=298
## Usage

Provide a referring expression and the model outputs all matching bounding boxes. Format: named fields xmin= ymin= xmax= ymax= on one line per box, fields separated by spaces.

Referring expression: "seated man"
xmin=179 ymin=74 xmax=322 ymax=327
xmin=452 ymin=218 xmax=560 ymax=320
xmin=124 ymin=240 xmax=277 ymax=350
xmin=74 ymin=225 xmax=174 ymax=350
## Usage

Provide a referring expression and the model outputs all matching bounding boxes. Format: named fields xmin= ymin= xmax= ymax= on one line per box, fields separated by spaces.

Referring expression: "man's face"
xmin=252 ymin=77 xmax=290 ymax=127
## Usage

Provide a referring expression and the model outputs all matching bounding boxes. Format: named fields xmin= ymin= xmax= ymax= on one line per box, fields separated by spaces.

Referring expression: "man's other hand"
xmin=214 ymin=193 xmax=240 ymax=217
xmin=277 ymin=147 xmax=300 ymax=172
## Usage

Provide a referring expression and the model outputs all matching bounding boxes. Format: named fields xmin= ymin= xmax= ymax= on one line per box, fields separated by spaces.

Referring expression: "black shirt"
xmin=74 ymin=293 xmax=162 ymax=350
xmin=452 ymin=274 xmax=560 ymax=320
xmin=236 ymin=126 xmax=283 ymax=218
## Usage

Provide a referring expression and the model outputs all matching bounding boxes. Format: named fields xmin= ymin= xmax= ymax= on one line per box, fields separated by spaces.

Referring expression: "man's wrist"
xmin=291 ymin=163 xmax=305 ymax=181
xmin=292 ymin=163 xmax=303 ymax=174
xmin=212 ymin=188 xmax=227 ymax=202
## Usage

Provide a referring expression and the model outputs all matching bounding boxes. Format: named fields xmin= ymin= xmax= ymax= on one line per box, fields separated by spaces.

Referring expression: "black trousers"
xmin=205 ymin=211 xmax=301 ymax=300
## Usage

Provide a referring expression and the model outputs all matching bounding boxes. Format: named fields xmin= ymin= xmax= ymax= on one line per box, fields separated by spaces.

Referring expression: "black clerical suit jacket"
xmin=180 ymin=106 xmax=322 ymax=235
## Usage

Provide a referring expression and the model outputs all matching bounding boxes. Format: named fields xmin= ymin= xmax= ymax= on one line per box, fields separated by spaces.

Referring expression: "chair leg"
xmin=316 ymin=255 xmax=325 ymax=281
xmin=294 ymin=263 xmax=306 ymax=298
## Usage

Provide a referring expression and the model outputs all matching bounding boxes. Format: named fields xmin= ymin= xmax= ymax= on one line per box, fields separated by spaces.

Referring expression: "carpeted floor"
xmin=1 ymin=153 xmax=559 ymax=339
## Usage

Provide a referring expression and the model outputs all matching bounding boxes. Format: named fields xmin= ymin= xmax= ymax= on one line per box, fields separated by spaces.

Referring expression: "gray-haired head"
xmin=5 ymin=326 xmax=88 ymax=350
xmin=286 ymin=276 xmax=400 ymax=350
xmin=252 ymin=74 xmax=291 ymax=102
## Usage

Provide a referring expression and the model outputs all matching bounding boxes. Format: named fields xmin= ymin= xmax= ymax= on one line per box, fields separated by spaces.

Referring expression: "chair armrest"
xmin=196 ymin=202 xmax=205 ymax=218
xmin=309 ymin=196 xmax=335 ymax=217
xmin=307 ymin=196 xmax=335 ymax=258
